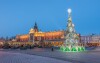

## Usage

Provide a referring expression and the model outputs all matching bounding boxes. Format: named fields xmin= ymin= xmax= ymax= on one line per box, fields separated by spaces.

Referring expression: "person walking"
xmin=51 ymin=47 xmax=54 ymax=51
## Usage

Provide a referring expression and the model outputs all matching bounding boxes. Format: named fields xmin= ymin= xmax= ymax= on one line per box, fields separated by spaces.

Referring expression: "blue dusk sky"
xmin=0 ymin=0 xmax=100 ymax=37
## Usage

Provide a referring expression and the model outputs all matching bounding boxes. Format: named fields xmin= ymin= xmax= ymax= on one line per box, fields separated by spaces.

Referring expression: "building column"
xmin=29 ymin=33 xmax=34 ymax=42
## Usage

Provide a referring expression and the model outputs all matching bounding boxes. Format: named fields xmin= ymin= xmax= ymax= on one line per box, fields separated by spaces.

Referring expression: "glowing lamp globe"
xmin=68 ymin=8 xmax=72 ymax=14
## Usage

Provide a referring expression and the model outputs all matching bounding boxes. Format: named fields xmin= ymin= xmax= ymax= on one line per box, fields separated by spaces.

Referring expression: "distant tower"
xmin=29 ymin=22 xmax=39 ymax=42
xmin=34 ymin=22 xmax=38 ymax=32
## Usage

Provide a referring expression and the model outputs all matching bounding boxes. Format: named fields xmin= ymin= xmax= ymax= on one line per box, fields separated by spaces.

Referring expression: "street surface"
xmin=0 ymin=47 xmax=100 ymax=63
xmin=0 ymin=51 xmax=70 ymax=63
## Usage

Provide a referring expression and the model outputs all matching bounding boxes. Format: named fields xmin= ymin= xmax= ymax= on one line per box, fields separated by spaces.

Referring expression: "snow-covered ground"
xmin=0 ymin=47 xmax=100 ymax=63
xmin=0 ymin=51 xmax=71 ymax=63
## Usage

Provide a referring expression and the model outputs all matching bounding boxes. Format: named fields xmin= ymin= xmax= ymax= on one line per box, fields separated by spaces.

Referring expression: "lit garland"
xmin=60 ymin=46 xmax=85 ymax=52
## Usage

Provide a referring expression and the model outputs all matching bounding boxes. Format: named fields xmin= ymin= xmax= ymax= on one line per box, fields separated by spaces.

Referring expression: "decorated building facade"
xmin=16 ymin=22 xmax=66 ymax=42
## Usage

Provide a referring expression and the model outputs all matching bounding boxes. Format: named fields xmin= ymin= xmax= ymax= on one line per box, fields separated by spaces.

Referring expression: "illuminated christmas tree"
xmin=60 ymin=8 xmax=85 ymax=52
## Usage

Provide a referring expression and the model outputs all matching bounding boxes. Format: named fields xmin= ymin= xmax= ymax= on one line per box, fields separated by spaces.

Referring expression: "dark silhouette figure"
xmin=51 ymin=47 xmax=54 ymax=51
